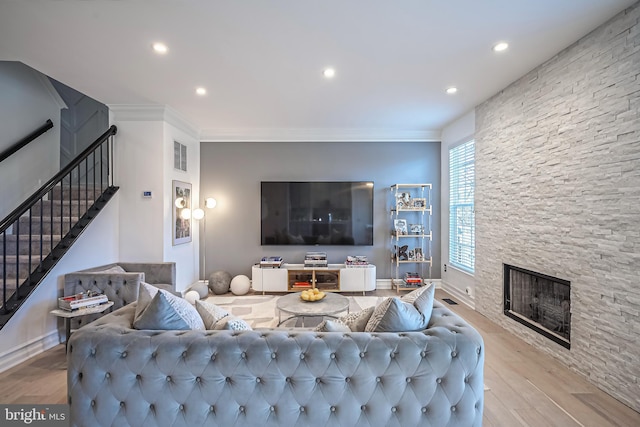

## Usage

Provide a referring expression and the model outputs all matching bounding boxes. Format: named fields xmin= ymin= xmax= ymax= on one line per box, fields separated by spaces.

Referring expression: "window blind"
xmin=449 ymin=140 xmax=475 ymax=273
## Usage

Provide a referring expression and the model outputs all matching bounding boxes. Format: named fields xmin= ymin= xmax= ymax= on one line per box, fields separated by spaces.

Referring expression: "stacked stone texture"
xmin=475 ymin=3 xmax=640 ymax=412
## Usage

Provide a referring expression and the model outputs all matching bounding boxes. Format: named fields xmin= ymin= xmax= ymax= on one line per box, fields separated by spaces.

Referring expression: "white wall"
xmin=110 ymin=106 xmax=201 ymax=292
xmin=440 ymin=110 xmax=475 ymax=306
xmin=162 ymin=120 xmax=201 ymax=292
xmin=0 ymin=196 xmax=119 ymax=372
xmin=0 ymin=62 xmax=63 ymax=218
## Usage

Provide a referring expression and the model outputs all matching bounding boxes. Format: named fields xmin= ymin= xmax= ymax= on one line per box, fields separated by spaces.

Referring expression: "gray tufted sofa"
xmin=63 ymin=262 xmax=176 ymax=328
xmin=67 ymin=300 xmax=484 ymax=427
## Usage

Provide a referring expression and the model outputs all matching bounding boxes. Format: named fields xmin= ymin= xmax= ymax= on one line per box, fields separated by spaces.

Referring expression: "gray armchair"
xmin=63 ymin=262 xmax=176 ymax=328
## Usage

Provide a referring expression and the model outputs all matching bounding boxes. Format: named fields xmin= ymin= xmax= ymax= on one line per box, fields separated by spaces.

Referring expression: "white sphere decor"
xmin=184 ymin=290 xmax=200 ymax=305
xmin=230 ymin=275 xmax=251 ymax=296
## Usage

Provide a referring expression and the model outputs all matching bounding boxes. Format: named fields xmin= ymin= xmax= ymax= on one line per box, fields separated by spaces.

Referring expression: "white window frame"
xmin=449 ymin=139 xmax=475 ymax=273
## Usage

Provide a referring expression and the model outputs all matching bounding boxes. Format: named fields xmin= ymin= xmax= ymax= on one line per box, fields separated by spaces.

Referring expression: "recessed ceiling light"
xmin=195 ymin=87 xmax=207 ymax=96
xmin=493 ymin=42 xmax=509 ymax=52
xmin=323 ymin=68 xmax=336 ymax=78
xmin=152 ymin=42 xmax=168 ymax=54
xmin=446 ymin=87 xmax=458 ymax=95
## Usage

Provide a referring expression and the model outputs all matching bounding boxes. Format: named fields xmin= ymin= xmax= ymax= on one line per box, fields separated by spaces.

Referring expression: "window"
xmin=449 ymin=139 xmax=475 ymax=273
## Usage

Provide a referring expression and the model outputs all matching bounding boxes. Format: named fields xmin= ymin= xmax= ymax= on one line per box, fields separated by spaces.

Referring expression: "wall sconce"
xmin=193 ymin=198 xmax=216 ymax=280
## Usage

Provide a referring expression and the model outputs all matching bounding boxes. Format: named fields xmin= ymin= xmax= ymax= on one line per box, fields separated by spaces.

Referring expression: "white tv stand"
xmin=252 ymin=263 xmax=376 ymax=295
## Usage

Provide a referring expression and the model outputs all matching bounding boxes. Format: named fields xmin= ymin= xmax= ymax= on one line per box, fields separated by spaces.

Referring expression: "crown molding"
xmin=200 ymin=127 xmax=441 ymax=142
xmin=108 ymin=104 xmax=200 ymax=139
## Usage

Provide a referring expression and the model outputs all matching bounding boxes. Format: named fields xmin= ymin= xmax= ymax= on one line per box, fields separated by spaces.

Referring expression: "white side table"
xmin=51 ymin=301 xmax=114 ymax=350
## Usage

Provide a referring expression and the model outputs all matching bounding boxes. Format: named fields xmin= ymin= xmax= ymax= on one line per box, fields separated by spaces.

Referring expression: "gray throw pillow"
xmin=133 ymin=284 xmax=205 ymax=330
xmin=412 ymin=283 xmax=435 ymax=322
xmin=133 ymin=291 xmax=191 ymax=330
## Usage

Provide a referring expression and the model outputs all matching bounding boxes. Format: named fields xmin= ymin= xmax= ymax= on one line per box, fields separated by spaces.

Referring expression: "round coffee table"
xmin=276 ymin=292 xmax=349 ymax=327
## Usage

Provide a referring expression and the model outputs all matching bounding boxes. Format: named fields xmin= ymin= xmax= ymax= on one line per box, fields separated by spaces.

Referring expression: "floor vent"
xmin=442 ymin=298 xmax=458 ymax=305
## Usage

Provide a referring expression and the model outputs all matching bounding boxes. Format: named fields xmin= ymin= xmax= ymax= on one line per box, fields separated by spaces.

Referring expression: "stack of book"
xmin=58 ymin=292 xmax=109 ymax=311
xmin=291 ymin=281 xmax=312 ymax=289
xmin=403 ymin=272 xmax=423 ymax=287
xmin=305 ymin=251 xmax=327 ymax=268
xmin=345 ymin=255 xmax=368 ymax=268
xmin=260 ymin=256 xmax=283 ymax=268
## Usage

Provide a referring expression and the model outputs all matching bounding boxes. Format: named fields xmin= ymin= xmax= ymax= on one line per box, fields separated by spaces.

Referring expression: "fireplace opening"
xmin=503 ymin=264 xmax=570 ymax=349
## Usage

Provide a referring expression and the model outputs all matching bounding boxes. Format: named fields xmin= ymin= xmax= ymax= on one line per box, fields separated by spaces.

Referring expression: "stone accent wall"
xmin=475 ymin=3 xmax=640 ymax=412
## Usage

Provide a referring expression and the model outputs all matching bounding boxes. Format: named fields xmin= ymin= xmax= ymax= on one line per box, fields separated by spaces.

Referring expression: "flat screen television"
xmin=261 ymin=181 xmax=374 ymax=245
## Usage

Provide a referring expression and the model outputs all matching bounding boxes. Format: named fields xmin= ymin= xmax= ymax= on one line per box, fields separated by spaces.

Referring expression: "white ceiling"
xmin=0 ymin=0 xmax=636 ymax=140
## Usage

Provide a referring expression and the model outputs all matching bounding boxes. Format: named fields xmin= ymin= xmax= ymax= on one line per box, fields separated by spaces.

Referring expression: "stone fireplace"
xmin=503 ymin=264 xmax=571 ymax=349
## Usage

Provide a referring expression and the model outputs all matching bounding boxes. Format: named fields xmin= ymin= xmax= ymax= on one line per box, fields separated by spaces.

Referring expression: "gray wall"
xmin=475 ymin=4 xmax=640 ymax=412
xmin=200 ymin=141 xmax=441 ymax=280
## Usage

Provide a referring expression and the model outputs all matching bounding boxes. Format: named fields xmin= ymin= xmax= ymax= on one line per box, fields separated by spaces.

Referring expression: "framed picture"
xmin=394 ymin=219 xmax=408 ymax=236
xmin=414 ymin=247 xmax=424 ymax=261
xmin=412 ymin=198 xmax=426 ymax=209
xmin=410 ymin=224 xmax=424 ymax=235
xmin=172 ymin=180 xmax=192 ymax=245
xmin=395 ymin=192 xmax=411 ymax=209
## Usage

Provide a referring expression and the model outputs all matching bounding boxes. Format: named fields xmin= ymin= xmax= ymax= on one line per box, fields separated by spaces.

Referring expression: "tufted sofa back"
xmin=68 ymin=301 xmax=484 ymax=427
xmin=63 ymin=262 xmax=176 ymax=328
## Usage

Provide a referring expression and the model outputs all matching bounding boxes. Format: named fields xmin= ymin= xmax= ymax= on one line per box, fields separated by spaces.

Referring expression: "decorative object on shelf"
xmin=394 ymin=219 xmax=408 ymax=235
xmin=230 ymin=274 xmax=251 ymax=295
xmin=208 ymin=270 xmax=232 ymax=295
xmin=395 ymin=192 xmax=411 ymax=209
xmin=397 ymin=245 xmax=409 ymax=261
xmin=304 ymin=251 xmax=327 ymax=268
xmin=345 ymin=255 xmax=368 ymax=267
xmin=172 ymin=180 xmax=192 ymax=245
xmin=260 ymin=256 xmax=283 ymax=268
xmin=411 ymin=198 xmax=427 ymax=209
xmin=193 ymin=197 xmax=217 ymax=279
xmin=410 ymin=224 xmax=424 ymax=234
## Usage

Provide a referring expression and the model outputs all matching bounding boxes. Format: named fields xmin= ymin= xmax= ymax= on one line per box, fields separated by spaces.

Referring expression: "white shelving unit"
xmin=390 ymin=184 xmax=433 ymax=293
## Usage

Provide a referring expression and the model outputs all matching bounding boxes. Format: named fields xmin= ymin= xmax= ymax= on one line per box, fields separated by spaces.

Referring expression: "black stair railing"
xmin=0 ymin=125 xmax=118 ymax=326
xmin=0 ymin=119 xmax=54 ymax=163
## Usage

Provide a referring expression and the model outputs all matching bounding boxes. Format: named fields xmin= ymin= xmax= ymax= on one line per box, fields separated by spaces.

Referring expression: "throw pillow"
xmin=337 ymin=306 xmax=375 ymax=332
xmin=213 ymin=316 xmax=252 ymax=331
xmin=133 ymin=291 xmax=205 ymax=330
xmin=401 ymin=283 xmax=432 ymax=305
xmin=195 ymin=300 xmax=230 ymax=329
xmin=411 ymin=283 xmax=435 ymax=322
xmin=135 ymin=282 xmax=159 ymax=321
xmin=314 ymin=320 xmax=351 ymax=332
xmin=364 ymin=297 xmax=429 ymax=332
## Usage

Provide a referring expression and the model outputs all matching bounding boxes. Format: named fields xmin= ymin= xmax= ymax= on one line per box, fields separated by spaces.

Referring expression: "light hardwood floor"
xmin=1 ymin=289 xmax=639 ymax=426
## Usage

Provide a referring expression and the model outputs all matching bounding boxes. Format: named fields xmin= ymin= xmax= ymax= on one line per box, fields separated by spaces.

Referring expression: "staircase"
xmin=0 ymin=125 xmax=118 ymax=328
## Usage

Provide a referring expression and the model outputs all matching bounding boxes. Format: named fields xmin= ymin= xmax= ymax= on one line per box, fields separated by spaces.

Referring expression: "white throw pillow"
xmin=195 ymin=300 xmax=230 ymax=329
xmin=213 ymin=316 xmax=252 ymax=331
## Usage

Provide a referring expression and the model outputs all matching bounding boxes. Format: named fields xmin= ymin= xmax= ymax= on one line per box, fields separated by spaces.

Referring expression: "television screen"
xmin=261 ymin=181 xmax=374 ymax=245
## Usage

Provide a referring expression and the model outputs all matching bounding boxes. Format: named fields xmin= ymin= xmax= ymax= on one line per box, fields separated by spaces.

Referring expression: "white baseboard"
xmin=0 ymin=330 xmax=61 ymax=374
xmin=440 ymin=280 xmax=475 ymax=309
